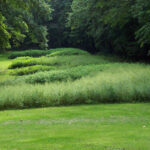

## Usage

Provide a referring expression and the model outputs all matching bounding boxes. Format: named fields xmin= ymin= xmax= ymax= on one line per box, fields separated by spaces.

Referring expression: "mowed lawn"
xmin=0 ymin=104 xmax=150 ymax=150
xmin=0 ymin=53 xmax=12 ymax=82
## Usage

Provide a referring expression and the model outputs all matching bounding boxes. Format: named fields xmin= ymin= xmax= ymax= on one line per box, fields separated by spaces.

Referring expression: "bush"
xmin=10 ymin=65 xmax=55 ymax=76
xmin=47 ymin=48 xmax=89 ymax=57
xmin=8 ymin=50 xmax=51 ymax=59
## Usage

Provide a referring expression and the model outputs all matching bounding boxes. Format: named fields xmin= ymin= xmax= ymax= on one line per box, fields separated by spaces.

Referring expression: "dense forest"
xmin=0 ymin=0 xmax=150 ymax=60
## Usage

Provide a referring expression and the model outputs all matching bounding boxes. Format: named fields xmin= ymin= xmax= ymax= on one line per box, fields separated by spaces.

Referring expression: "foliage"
xmin=9 ymin=54 xmax=110 ymax=69
xmin=132 ymin=0 xmax=150 ymax=47
xmin=8 ymin=48 xmax=88 ymax=59
xmin=10 ymin=65 xmax=55 ymax=76
xmin=47 ymin=0 xmax=73 ymax=48
xmin=8 ymin=50 xmax=51 ymax=59
xmin=47 ymin=48 xmax=89 ymax=56
xmin=1 ymin=0 xmax=150 ymax=60
xmin=68 ymin=0 xmax=150 ymax=59
xmin=0 ymin=64 xmax=150 ymax=109
xmin=21 ymin=64 xmax=108 ymax=83
xmin=9 ymin=57 xmax=37 ymax=69
xmin=0 ymin=0 xmax=52 ymax=51
xmin=0 ymin=13 xmax=11 ymax=50
xmin=1 ymin=50 xmax=150 ymax=110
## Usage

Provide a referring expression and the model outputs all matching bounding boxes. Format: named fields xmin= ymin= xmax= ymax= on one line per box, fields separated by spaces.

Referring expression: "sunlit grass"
xmin=9 ymin=55 xmax=112 ymax=69
xmin=0 ymin=104 xmax=150 ymax=150
xmin=47 ymin=48 xmax=89 ymax=56
xmin=0 ymin=49 xmax=150 ymax=110
xmin=0 ymin=53 xmax=13 ymax=82
xmin=0 ymin=63 xmax=150 ymax=109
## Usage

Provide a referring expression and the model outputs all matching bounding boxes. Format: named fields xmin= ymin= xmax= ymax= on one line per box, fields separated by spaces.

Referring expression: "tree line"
xmin=0 ymin=0 xmax=150 ymax=59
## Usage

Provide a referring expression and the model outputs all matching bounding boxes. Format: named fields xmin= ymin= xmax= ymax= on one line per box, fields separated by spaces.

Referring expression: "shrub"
xmin=10 ymin=65 xmax=55 ymax=76
xmin=8 ymin=50 xmax=51 ymax=59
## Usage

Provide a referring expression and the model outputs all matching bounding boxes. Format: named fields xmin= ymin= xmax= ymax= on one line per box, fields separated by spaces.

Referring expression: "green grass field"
xmin=0 ymin=104 xmax=150 ymax=150
xmin=0 ymin=48 xmax=150 ymax=149
xmin=0 ymin=53 xmax=13 ymax=82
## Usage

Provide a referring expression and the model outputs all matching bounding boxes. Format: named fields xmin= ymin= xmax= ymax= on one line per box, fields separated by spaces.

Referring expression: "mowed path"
xmin=0 ymin=104 xmax=150 ymax=150
xmin=0 ymin=53 xmax=12 ymax=81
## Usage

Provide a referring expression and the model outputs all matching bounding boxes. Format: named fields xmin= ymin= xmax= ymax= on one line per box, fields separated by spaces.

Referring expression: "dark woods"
xmin=0 ymin=0 xmax=150 ymax=60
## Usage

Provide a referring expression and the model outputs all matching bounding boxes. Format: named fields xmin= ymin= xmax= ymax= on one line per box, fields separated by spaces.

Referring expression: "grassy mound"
xmin=10 ymin=65 xmax=55 ymax=76
xmin=47 ymin=48 xmax=89 ymax=57
xmin=0 ymin=63 xmax=150 ymax=109
xmin=1 ymin=48 xmax=150 ymax=110
xmin=8 ymin=50 xmax=51 ymax=59
xmin=8 ymin=48 xmax=88 ymax=59
xmin=23 ymin=64 xmax=108 ymax=83
xmin=9 ymin=55 xmax=111 ymax=69
xmin=2 ymin=64 xmax=108 ymax=84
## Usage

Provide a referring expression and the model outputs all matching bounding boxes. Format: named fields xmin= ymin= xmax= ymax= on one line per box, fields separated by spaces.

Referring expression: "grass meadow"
xmin=0 ymin=48 xmax=150 ymax=149
xmin=0 ymin=104 xmax=150 ymax=150
xmin=0 ymin=48 xmax=150 ymax=109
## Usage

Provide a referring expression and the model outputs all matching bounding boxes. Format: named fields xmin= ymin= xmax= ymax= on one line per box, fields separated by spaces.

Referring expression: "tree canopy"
xmin=0 ymin=0 xmax=52 ymax=51
xmin=68 ymin=0 xmax=150 ymax=59
xmin=0 ymin=0 xmax=150 ymax=60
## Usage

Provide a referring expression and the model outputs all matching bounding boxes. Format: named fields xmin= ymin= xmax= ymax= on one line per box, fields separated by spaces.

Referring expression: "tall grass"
xmin=1 ymin=49 xmax=150 ymax=110
xmin=1 ymin=64 xmax=109 ymax=84
xmin=9 ymin=55 xmax=112 ymax=69
xmin=0 ymin=64 xmax=150 ymax=110
xmin=21 ymin=64 xmax=109 ymax=83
